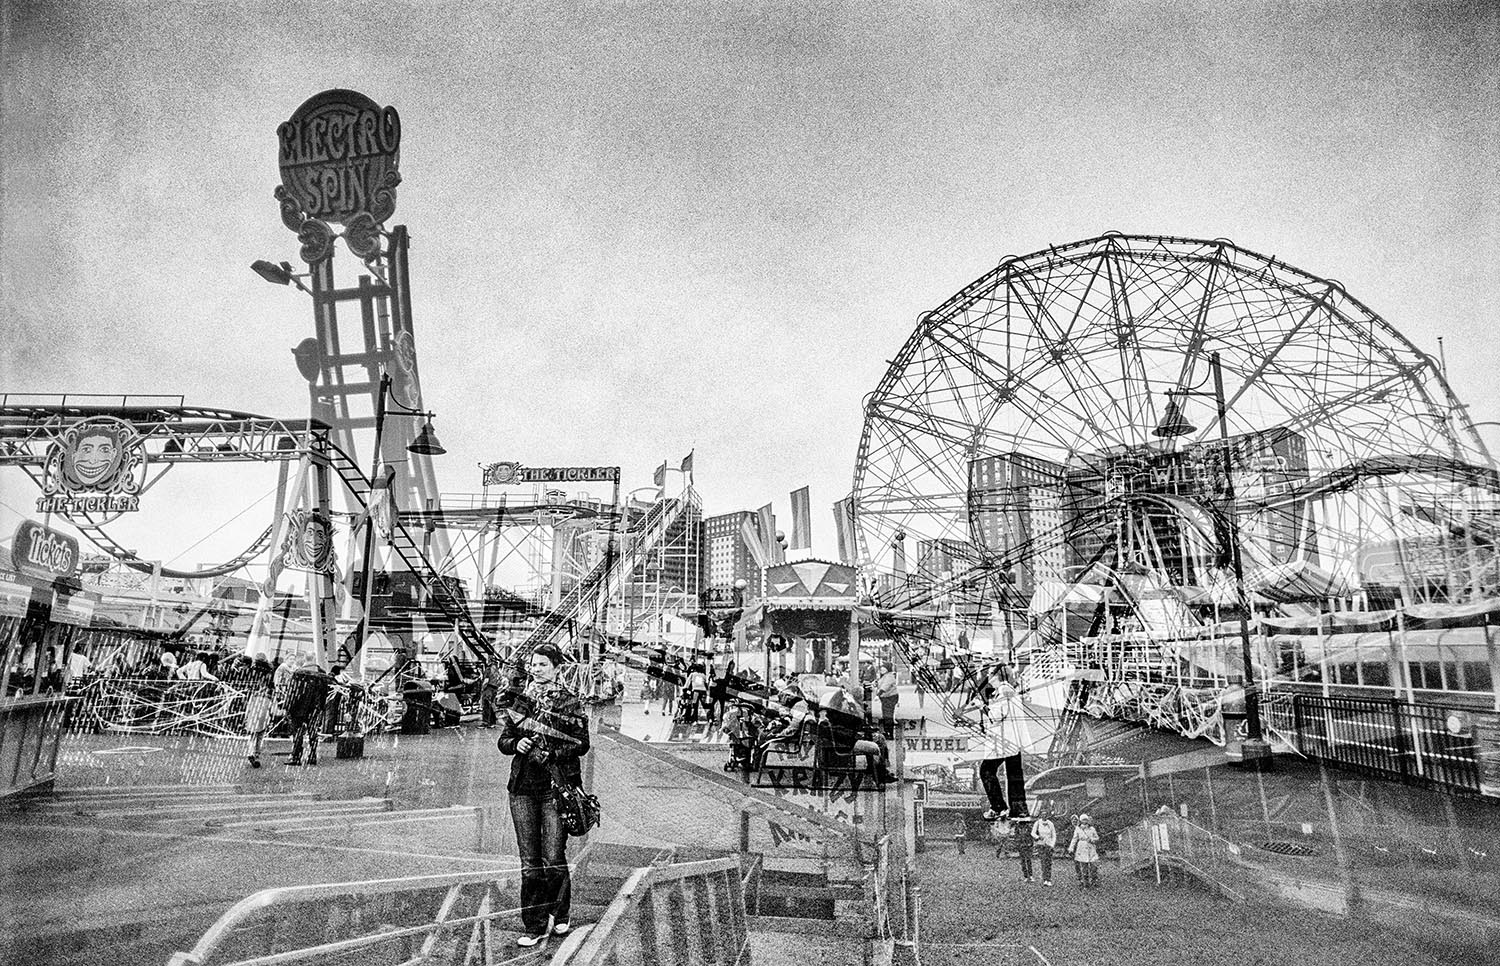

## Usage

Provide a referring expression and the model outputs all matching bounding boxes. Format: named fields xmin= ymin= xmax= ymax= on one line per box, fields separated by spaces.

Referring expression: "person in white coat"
xmin=1068 ymin=813 xmax=1101 ymax=888
xmin=956 ymin=661 xmax=1031 ymax=820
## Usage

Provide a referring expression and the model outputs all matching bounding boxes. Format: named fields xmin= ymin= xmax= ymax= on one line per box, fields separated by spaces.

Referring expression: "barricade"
xmin=164 ymin=861 xmax=544 ymax=966
xmin=552 ymin=857 xmax=750 ymax=966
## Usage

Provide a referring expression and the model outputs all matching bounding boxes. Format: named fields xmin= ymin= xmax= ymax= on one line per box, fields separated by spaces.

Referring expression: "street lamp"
xmin=250 ymin=259 xmax=313 ymax=295
xmin=1152 ymin=350 xmax=1272 ymax=768
xmin=353 ymin=371 xmax=447 ymax=663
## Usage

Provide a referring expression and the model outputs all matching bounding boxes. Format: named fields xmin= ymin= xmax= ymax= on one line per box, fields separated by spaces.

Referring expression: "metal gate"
xmin=1291 ymin=693 xmax=1481 ymax=794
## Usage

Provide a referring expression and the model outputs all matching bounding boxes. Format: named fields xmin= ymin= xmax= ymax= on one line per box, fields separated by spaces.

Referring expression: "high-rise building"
xmin=703 ymin=510 xmax=760 ymax=603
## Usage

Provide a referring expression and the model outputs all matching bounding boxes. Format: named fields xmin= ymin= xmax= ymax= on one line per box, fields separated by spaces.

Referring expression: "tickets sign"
xmin=12 ymin=520 xmax=80 ymax=580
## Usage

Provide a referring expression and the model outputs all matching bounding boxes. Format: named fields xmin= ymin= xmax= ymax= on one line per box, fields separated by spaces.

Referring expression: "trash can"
xmin=400 ymin=679 xmax=434 ymax=735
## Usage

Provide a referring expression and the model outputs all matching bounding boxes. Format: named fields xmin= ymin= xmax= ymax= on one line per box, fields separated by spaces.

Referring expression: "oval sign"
xmin=12 ymin=519 xmax=80 ymax=580
xmin=277 ymin=89 xmax=401 ymax=225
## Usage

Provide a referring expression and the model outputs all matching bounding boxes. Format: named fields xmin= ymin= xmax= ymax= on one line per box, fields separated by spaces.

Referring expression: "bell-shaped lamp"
xmin=1152 ymin=395 xmax=1196 ymax=438
xmin=407 ymin=419 xmax=447 ymax=456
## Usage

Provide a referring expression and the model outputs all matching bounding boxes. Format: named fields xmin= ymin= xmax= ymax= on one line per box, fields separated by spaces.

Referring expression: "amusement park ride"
xmin=5 ymin=89 xmax=1500 ymax=794
xmin=851 ymin=233 xmax=1500 ymax=787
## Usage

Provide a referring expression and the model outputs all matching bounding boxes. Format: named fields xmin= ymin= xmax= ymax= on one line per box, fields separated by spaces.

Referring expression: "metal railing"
xmin=164 ymin=856 xmax=569 ymax=966
xmin=1118 ymin=814 xmax=1249 ymax=903
xmin=1290 ymin=693 xmax=1483 ymax=794
xmin=552 ymin=857 xmax=750 ymax=966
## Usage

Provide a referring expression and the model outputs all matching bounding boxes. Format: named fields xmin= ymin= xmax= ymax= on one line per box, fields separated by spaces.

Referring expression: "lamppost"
xmin=352 ymin=370 xmax=446 ymax=668
xmin=1153 ymin=350 xmax=1272 ymax=768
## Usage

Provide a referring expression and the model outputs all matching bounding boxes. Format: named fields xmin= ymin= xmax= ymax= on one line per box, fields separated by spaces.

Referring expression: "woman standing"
xmin=498 ymin=644 xmax=591 ymax=947
xmin=240 ymin=654 xmax=276 ymax=769
xmin=1067 ymin=813 xmax=1101 ymax=888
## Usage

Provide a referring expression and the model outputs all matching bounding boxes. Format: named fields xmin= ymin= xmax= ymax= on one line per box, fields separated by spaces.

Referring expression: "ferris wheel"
xmin=852 ymin=233 xmax=1498 ymax=673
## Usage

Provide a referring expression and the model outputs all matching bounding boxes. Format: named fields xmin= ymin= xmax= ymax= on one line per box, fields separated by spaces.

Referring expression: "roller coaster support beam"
xmin=311 ymin=442 xmax=339 ymax=669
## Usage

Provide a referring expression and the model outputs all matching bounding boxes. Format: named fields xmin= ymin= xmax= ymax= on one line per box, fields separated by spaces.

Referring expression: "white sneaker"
xmin=552 ymin=922 xmax=571 ymax=936
xmin=516 ymin=933 xmax=547 ymax=948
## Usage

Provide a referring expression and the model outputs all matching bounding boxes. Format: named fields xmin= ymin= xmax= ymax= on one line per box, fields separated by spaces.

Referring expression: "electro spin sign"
xmin=277 ymin=89 xmax=401 ymax=226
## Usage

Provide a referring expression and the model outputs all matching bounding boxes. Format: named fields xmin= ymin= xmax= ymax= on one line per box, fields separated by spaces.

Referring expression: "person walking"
xmin=661 ymin=654 xmax=683 ymax=718
xmin=498 ymin=644 xmax=590 ymax=948
xmin=683 ymin=662 xmax=709 ymax=723
xmin=708 ymin=659 xmax=734 ymax=725
xmin=240 ymin=654 xmax=276 ymax=768
xmin=1032 ymin=810 xmax=1057 ymax=886
xmin=1068 ymin=814 xmax=1101 ymax=888
xmin=1012 ymin=814 xmax=1035 ymax=882
xmin=874 ymin=663 xmax=900 ymax=738
xmin=479 ymin=661 xmax=504 ymax=728
xmin=284 ymin=662 xmax=331 ymax=766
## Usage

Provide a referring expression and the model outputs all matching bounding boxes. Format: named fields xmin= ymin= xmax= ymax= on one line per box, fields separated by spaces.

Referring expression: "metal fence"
xmin=552 ymin=857 xmax=750 ymax=966
xmin=1117 ymin=814 xmax=1249 ymax=903
xmin=165 ymin=863 xmax=537 ymax=966
xmin=1290 ymin=693 xmax=1482 ymax=795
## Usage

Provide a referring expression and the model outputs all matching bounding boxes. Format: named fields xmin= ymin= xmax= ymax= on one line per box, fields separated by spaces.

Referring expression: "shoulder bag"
xmin=548 ymin=763 xmax=601 ymax=837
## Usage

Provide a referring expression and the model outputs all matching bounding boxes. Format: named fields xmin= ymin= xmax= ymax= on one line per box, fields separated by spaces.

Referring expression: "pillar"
xmin=848 ymin=610 xmax=862 ymax=691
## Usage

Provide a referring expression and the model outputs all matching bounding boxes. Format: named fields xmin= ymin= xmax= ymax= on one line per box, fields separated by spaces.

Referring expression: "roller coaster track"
xmin=509 ymin=495 xmax=693 ymax=667
xmin=0 ymin=401 xmax=496 ymax=660
xmin=1238 ymin=454 xmax=1500 ymax=513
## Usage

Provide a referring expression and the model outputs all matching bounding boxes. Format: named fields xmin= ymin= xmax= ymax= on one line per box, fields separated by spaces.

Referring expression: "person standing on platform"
xmin=1033 ymin=809 xmax=1057 ymax=886
xmin=1068 ymin=814 xmax=1101 ymax=888
xmin=875 ymin=663 xmax=900 ymax=738
xmin=498 ymin=644 xmax=590 ymax=948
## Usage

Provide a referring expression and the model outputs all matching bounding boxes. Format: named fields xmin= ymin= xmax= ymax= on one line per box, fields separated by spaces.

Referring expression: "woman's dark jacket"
xmin=497 ymin=681 xmax=590 ymax=796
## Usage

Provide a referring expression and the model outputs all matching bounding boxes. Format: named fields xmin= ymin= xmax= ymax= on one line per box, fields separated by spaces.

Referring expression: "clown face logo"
xmin=281 ymin=509 xmax=338 ymax=575
xmin=38 ymin=417 xmax=146 ymax=514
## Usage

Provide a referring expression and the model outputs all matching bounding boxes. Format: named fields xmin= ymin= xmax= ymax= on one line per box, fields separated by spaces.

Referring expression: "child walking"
xmin=1067 ymin=813 xmax=1101 ymax=888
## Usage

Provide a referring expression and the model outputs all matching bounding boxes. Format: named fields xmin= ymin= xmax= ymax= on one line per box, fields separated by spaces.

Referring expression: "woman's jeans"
xmin=510 ymin=792 xmax=571 ymax=934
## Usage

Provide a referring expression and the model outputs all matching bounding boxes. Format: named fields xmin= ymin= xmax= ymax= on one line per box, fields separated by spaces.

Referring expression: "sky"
xmin=2 ymin=0 xmax=1497 ymax=576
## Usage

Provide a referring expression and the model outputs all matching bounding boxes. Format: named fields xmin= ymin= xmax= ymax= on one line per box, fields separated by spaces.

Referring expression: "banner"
xmin=833 ymin=496 xmax=855 ymax=566
xmin=757 ymin=503 xmax=784 ymax=565
xmin=789 ymin=486 xmax=812 ymax=550
xmin=741 ymin=515 xmax=769 ymax=570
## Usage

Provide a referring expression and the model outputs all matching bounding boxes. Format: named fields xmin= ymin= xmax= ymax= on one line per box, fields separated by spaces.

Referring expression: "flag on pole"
xmin=740 ymin=514 xmax=769 ymax=569
xmin=789 ymin=486 xmax=812 ymax=550
xmin=756 ymin=503 xmax=783 ymax=565
xmin=833 ymin=496 xmax=855 ymax=565
xmin=680 ymin=451 xmax=694 ymax=483
xmin=652 ymin=461 xmax=668 ymax=487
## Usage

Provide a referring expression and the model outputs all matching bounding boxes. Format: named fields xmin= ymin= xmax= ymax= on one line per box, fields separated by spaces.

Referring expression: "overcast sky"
xmin=2 ymin=0 xmax=1497 ymax=574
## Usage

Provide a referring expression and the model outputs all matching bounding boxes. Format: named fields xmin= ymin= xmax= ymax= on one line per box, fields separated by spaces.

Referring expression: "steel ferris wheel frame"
xmin=852 ymin=232 xmax=1500 ymax=636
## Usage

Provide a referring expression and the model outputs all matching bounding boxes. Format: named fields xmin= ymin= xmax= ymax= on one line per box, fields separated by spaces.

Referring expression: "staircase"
xmin=325 ymin=440 xmax=496 ymax=662
xmin=515 ymin=496 xmax=694 ymax=658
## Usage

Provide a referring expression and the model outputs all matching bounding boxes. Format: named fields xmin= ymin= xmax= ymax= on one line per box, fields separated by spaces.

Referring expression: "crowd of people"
xmin=982 ymin=810 xmax=1102 ymax=889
